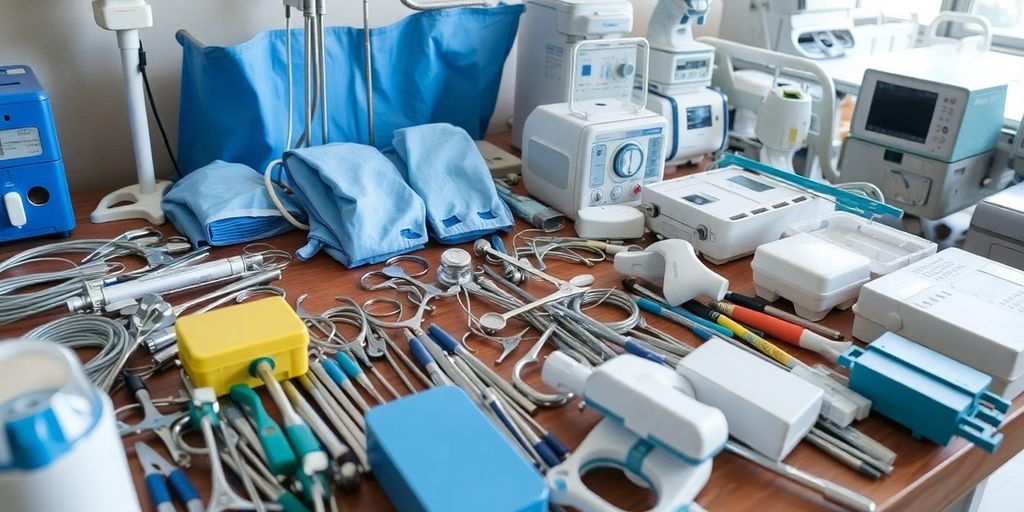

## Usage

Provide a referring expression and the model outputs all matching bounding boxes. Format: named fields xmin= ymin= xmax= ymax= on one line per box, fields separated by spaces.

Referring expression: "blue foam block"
xmin=366 ymin=386 xmax=548 ymax=512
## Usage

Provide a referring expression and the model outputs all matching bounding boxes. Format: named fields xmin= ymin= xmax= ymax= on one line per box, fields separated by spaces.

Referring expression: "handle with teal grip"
xmin=229 ymin=384 xmax=298 ymax=477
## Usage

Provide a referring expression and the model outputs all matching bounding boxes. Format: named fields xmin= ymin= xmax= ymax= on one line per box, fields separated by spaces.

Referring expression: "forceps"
xmin=512 ymin=324 xmax=573 ymax=407
xmin=472 ymin=239 xmax=593 ymax=333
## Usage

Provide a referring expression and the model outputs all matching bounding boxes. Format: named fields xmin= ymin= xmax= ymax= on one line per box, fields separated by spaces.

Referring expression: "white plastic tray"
xmin=784 ymin=212 xmax=936 ymax=277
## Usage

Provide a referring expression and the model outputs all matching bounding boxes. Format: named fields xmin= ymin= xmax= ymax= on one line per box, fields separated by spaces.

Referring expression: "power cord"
xmin=138 ymin=40 xmax=182 ymax=178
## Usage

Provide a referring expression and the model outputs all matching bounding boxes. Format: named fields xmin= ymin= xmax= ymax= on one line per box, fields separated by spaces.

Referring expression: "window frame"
xmin=944 ymin=0 xmax=1024 ymax=54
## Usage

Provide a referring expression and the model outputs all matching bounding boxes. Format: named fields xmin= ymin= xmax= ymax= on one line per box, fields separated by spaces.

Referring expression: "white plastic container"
xmin=676 ymin=338 xmax=823 ymax=461
xmin=784 ymin=212 xmax=937 ymax=277
xmin=752 ymin=233 xmax=871 ymax=321
xmin=852 ymin=248 xmax=1024 ymax=399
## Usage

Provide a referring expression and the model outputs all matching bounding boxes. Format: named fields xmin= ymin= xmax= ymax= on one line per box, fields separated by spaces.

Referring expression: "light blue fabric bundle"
xmin=283 ymin=143 xmax=427 ymax=268
xmin=390 ymin=123 xmax=513 ymax=244
xmin=162 ymin=160 xmax=304 ymax=246
xmin=176 ymin=5 xmax=523 ymax=174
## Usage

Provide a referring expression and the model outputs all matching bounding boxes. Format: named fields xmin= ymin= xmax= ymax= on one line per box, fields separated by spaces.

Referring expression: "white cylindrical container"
xmin=0 ymin=341 xmax=141 ymax=512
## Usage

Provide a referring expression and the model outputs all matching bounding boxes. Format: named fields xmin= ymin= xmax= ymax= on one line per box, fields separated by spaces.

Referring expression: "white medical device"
xmin=964 ymin=182 xmax=1024 ymax=271
xmin=852 ymin=248 xmax=1024 ymax=399
xmin=677 ymin=338 xmax=823 ymax=461
xmin=91 ymin=0 xmax=171 ymax=224
xmin=720 ymin=0 xmax=857 ymax=59
xmin=645 ymin=0 xmax=728 ymax=166
xmin=511 ymin=0 xmax=634 ymax=148
xmin=700 ymin=37 xmax=839 ymax=182
xmin=755 ymin=84 xmax=811 ymax=172
xmin=839 ymin=67 xmax=1009 ymax=219
xmin=542 ymin=352 xmax=728 ymax=512
xmin=0 ymin=342 xmax=140 ymax=512
xmin=522 ymin=38 xmax=667 ymax=227
xmin=641 ymin=166 xmax=832 ymax=264
xmin=613 ymin=239 xmax=728 ymax=305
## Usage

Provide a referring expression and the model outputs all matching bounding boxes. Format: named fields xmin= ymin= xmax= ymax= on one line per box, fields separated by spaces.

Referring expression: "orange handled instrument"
xmin=714 ymin=302 xmax=851 ymax=361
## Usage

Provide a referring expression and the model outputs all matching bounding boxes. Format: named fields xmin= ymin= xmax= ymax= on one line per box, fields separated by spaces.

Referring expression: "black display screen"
xmin=864 ymin=81 xmax=938 ymax=144
xmin=686 ymin=106 xmax=713 ymax=130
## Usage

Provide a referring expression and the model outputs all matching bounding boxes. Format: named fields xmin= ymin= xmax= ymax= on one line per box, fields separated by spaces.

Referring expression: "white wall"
xmin=0 ymin=0 xmax=722 ymax=192
xmin=0 ymin=0 xmax=451 ymax=192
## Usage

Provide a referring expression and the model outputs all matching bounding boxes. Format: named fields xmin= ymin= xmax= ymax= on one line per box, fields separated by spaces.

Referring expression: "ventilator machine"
xmin=719 ymin=0 xmax=857 ymax=59
xmin=644 ymin=0 xmax=728 ymax=166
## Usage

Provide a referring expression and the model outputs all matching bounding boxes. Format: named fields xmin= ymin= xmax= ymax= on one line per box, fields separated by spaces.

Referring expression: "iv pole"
xmin=91 ymin=0 xmax=171 ymax=225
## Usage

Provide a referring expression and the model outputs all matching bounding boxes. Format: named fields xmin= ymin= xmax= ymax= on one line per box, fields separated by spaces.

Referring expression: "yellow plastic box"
xmin=177 ymin=296 xmax=309 ymax=396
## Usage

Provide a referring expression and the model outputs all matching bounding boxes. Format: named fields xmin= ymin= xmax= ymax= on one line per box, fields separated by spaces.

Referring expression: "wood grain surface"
xmin=0 ymin=134 xmax=1019 ymax=512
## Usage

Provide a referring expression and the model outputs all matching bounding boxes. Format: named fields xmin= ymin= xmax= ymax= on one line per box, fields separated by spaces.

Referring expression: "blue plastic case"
xmin=366 ymin=386 xmax=548 ymax=512
xmin=0 ymin=65 xmax=75 ymax=241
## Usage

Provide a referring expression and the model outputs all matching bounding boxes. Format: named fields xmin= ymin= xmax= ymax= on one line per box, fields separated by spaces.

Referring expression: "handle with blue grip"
xmin=321 ymin=358 xmax=349 ymax=383
xmin=636 ymin=297 xmax=724 ymax=340
xmin=335 ymin=352 xmax=363 ymax=378
xmin=230 ymin=384 xmax=298 ymax=477
xmin=426 ymin=324 xmax=459 ymax=354
xmin=544 ymin=433 xmax=570 ymax=460
xmin=624 ymin=340 xmax=669 ymax=366
xmin=144 ymin=473 xmax=174 ymax=512
xmin=409 ymin=338 xmax=435 ymax=369
xmin=166 ymin=469 xmax=203 ymax=512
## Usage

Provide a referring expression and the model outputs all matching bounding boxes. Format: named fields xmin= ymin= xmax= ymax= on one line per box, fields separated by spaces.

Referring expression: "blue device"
xmin=366 ymin=386 xmax=548 ymax=512
xmin=0 ymin=65 xmax=75 ymax=242
xmin=838 ymin=332 xmax=1010 ymax=453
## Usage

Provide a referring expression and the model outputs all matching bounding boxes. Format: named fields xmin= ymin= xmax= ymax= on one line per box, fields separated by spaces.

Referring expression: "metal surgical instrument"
xmin=462 ymin=327 xmax=529 ymax=364
xmin=512 ymin=324 xmax=573 ymax=408
xmin=472 ymin=239 xmax=593 ymax=333
xmin=119 ymin=372 xmax=191 ymax=467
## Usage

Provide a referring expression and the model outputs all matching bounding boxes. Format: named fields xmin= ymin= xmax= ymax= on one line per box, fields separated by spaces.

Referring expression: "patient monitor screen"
xmin=865 ymin=81 xmax=938 ymax=144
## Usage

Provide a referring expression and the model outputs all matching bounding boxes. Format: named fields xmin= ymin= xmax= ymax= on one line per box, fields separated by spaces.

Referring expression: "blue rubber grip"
xmin=624 ymin=340 xmax=667 ymax=366
xmin=534 ymin=441 xmax=562 ymax=468
xmin=691 ymin=326 xmax=715 ymax=341
xmin=427 ymin=324 xmax=459 ymax=354
xmin=544 ymin=433 xmax=570 ymax=459
xmin=166 ymin=469 xmax=200 ymax=504
xmin=321 ymin=358 xmax=349 ymax=383
xmin=409 ymin=338 xmax=434 ymax=369
xmin=672 ymin=305 xmax=733 ymax=338
xmin=636 ymin=297 xmax=664 ymax=315
xmin=144 ymin=473 xmax=172 ymax=507
xmin=491 ymin=235 xmax=507 ymax=254
xmin=335 ymin=352 xmax=362 ymax=377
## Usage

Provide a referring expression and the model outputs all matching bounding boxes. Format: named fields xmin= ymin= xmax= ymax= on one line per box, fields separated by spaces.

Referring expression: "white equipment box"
xmin=522 ymin=38 xmax=667 ymax=222
xmin=753 ymin=233 xmax=871 ymax=321
xmin=641 ymin=166 xmax=832 ymax=264
xmin=647 ymin=87 xmax=728 ymax=165
xmin=964 ymin=182 xmax=1024 ymax=271
xmin=852 ymin=248 xmax=1024 ymax=399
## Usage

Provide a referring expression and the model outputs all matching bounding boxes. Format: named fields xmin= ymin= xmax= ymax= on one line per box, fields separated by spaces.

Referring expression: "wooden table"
xmin=1 ymin=150 xmax=1021 ymax=512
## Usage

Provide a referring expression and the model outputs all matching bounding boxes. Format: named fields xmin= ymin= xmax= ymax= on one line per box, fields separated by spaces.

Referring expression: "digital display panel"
xmin=686 ymin=106 xmax=713 ymax=130
xmin=865 ymin=81 xmax=938 ymax=144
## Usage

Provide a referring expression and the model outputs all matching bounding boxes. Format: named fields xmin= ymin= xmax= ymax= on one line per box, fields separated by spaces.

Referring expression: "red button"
xmin=632 ymin=184 xmax=642 ymax=196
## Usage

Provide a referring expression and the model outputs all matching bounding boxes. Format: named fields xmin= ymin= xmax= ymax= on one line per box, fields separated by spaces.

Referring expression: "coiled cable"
xmin=25 ymin=315 xmax=135 ymax=392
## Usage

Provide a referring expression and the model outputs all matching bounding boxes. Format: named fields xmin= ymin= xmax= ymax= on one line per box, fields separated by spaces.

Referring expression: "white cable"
xmin=26 ymin=315 xmax=135 ymax=392
xmin=263 ymin=158 xmax=310 ymax=230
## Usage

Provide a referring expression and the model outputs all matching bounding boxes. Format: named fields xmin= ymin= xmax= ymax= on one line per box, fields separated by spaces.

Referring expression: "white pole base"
xmin=90 ymin=180 xmax=171 ymax=225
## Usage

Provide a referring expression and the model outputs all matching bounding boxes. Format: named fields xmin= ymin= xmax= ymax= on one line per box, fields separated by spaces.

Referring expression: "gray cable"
xmin=25 ymin=315 xmax=135 ymax=392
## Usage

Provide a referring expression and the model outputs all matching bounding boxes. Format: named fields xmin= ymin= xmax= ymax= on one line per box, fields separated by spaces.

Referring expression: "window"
xmin=949 ymin=0 xmax=1024 ymax=51
xmin=856 ymin=0 xmax=945 ymax=23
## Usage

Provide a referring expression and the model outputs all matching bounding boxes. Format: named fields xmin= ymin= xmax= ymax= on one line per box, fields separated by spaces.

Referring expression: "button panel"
xmin=585 ymin=127 xmax=665 ymax=207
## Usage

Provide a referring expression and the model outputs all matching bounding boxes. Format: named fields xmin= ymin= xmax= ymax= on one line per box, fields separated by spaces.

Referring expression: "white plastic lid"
xmin=752 ymin=233 xmax=871 ymax=296
xmin=785 ymin=212 xmax=937 ymax=276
